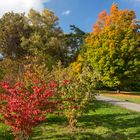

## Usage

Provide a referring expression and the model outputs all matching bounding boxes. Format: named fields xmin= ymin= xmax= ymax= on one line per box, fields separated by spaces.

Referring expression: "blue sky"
xmin=0 ymin=0 xmax=139 ymax=33
xmin=44 ymin=0 xmax=140 ymax=33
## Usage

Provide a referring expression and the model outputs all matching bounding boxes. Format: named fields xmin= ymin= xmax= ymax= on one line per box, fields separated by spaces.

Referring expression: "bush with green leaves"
xmin=52 ymin=64 xmax=96 ymax=128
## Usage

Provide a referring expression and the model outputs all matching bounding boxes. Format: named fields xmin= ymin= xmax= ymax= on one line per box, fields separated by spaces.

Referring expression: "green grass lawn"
xmin=1 ymin=100 xmax=140 ymax=140
xmin=97 ymin=90 xmax=140 ymax=95
xmin=101 ymin=93 xmax=140 ymax=104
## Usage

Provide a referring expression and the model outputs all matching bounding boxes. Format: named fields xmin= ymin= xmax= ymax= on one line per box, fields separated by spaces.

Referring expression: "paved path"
xmin=96 ymin=95 xmax=140 ymax=112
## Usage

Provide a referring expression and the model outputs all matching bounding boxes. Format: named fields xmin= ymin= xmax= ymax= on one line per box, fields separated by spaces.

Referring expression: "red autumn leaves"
xmin=0 ymin=79 xmax=85 ymax=139
xmin=0 ymin=81 xmax=60 ymax=139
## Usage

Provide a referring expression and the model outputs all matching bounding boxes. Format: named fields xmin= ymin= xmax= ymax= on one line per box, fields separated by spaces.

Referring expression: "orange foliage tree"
xmin=85 ymin=4 xmax=140 ymax=91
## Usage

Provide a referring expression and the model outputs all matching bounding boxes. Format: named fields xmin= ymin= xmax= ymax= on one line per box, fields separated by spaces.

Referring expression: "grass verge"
xmin=102 ymin=93 xmax=140 ymax=104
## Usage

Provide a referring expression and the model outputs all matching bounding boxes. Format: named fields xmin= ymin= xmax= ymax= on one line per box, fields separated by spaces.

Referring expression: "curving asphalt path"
xmin=96 ymin=95 xmax=140 ymax=112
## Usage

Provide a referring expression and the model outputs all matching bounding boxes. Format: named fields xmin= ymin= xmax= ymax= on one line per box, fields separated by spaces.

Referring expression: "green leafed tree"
xmin=64 ymin=25 xmax=86 ymax=64
xmin=85 ymin=4 xmax=140 ymax=91
xmin=21 ymin=9 xmax=67 ymax=68
xmin=0 ymin=12 xmax=30 ymax=59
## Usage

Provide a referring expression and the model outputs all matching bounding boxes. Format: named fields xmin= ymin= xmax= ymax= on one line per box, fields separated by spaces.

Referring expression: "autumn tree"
xmin=0 ymin=12 xmax=30 ymax=59
xmin=0 ymin=9 xmax=68 ymax=82
xmin=0 ymin=12 xmax=31 ymax=82
xmin=85 ymin=4 xmax=140 ymax=91
xmin=21 ymin=9 xmax=67 ymax=68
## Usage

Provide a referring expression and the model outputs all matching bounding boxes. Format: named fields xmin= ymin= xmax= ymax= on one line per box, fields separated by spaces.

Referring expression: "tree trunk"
xmin=116 ymin=89 xmax=120 ymax=94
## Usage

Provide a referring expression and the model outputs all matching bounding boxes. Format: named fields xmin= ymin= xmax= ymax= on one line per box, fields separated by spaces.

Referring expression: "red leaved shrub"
xmin=0 ymin=81 xmax=58 ymax=140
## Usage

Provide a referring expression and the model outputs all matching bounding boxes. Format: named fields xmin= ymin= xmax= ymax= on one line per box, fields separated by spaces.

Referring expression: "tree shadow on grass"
xmin=32 ymin=132 xmax=127 ymax=140
xmin=47 ymin=115 xmax=67 ymax=125
xmin=0 ymin=122 xmax=13 ymax=140
xmin=0 ymin=133 xmax=13 ymax=140
xmin=79 ymin=101 xmax=140 ymax=140
xmin=0 ymin=125 xmax=13 ymax=140
xmin=33 ymin=126 xmax=128 ymax=140
xmin=32 ymin=100 xmax=140 ymax=140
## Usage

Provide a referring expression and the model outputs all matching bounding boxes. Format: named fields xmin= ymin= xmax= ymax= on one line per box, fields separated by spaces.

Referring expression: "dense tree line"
xmin=0 ymin=4 xmax=140 ymax=91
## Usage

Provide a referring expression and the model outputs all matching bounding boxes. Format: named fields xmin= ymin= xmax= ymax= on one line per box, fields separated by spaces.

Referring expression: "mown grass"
xmin=101 ymin=93 xmax=140 ymax=104
xmin=97 ymin=90 xmax=140 ymax=95
xmin=0 ymin=100 xmax=140 ymax=140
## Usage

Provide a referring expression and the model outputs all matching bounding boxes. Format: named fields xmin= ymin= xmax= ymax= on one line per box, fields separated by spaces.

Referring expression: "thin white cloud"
xmin=0 ymin=0 xmax=51 ymax=17
xmin=129 ymin=0 xmax=140 ymax=2
xmin=62 ymin=10 xmax=71 ymax=16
